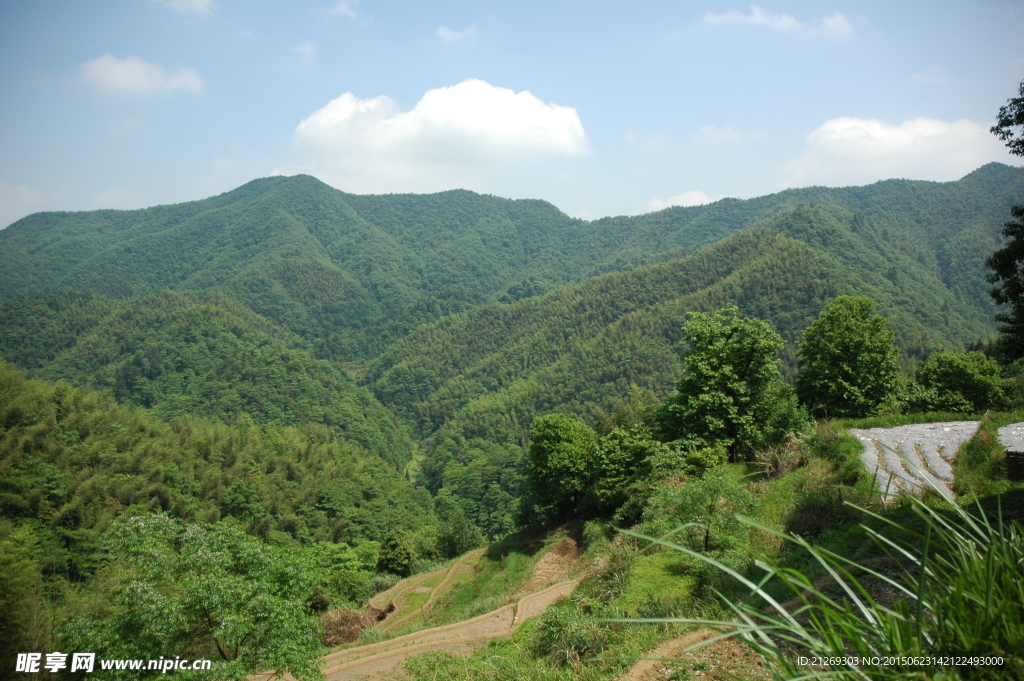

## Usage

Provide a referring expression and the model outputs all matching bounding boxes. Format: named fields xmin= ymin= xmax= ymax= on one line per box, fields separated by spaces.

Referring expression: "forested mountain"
xmin=0 ymin=290 xmax=413 ymax=465
xmin=2 ymin=163 xmax=1022 ymax=544
xmin=3 ymin=163 xmax=1019 ymax=359
xmin=367 ymin=207 xmax=990 ymax=443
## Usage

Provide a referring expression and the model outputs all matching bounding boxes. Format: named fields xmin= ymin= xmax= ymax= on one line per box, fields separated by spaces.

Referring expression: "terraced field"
xmin=850 ymin=420 xmax=1024 ymax=501
xmin=250 ymin=537 xmax=584 ymax=680
xmin=850 ymin=421 xmax=979 ymax=502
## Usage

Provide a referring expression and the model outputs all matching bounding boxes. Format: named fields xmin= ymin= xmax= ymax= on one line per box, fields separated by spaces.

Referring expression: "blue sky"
xmin=1 ymin=0 xmax=1022 ymax=226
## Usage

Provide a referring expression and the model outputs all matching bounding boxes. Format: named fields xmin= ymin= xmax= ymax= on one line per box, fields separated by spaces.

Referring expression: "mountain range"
xmin=2 ymin=162 xmax=1021 ymax=536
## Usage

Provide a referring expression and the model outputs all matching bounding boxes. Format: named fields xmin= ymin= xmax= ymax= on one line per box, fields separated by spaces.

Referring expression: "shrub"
xmin=532 ymin=603 xmax=606 ymax=668
xmin=639 ymin=467 xmax=757 ymax=554
xmin=916 ymin=351 xmax=1009 ymax=413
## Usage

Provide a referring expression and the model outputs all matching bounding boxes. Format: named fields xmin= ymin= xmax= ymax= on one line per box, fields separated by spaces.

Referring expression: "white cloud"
xmin=647 ymin=190 xmax=721 ymax=212
xmin=151 ymin=0 xmax=212 ymax=14
xmin=913 ymin=66 xmax=950 ymax=84
xmin=294 ymin=40 xmax=316 ymax=58
xmin=331 ymin=0 xmax=358 ymax=17
xmin=437 ymin=25 xmax=479 ymax=42
xmin=0 ymin=181 xmax=44 ymax=229
xmin=780 ymin=116 xmax=1011 ymax=188
xmin=706 ymin=5 xmax=853 ymax=38
xmin=292 ymin=79 xmax=589 ymax=193
xmin=81 ymin=54 xmax=204 ymax=94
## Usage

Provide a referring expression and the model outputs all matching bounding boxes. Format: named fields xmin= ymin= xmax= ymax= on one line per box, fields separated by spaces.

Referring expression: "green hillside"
xmin=3 ymin=164 xmax=1020 ymax=358
xmin=3 ymin=164 xmax=1024 ymax=678
xmin=0 ymin=290 xmax=412 ymax=465
xmin=368 ymin=204 xmax=993 ymax=440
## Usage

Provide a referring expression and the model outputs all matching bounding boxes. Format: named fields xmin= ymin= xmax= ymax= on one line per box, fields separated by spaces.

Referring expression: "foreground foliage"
xmin=647 ymin=495 xmax=1024 ymax=680
xmin=61 ymin=515 xmax=324 ymax=680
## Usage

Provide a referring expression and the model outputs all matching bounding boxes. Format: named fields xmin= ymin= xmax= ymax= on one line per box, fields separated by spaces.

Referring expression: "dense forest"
xmin=2 ymin=162 xmax=1019 ymax=358
xmin=2 ymin=162 xmax=1023 ymax=679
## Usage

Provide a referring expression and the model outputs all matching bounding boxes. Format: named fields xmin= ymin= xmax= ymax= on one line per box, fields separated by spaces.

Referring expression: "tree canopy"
xmin=988 ymin=81 xmax=1024 ymax=359
xmin=655 ymin=305 xmax=800 ymax=455
xmin=987 ymin=203 xmax=1024 ymax=360
xmin=991 ymin=80 xmax=1024 ymax=157
xmin=796 ymin=296 xmax=901 ymax=418
xmin=523 ymin=413 xmax=598 ymax=521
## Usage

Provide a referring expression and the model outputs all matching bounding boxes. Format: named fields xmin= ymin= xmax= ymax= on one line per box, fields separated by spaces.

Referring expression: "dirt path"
xmin=314 ymin=538 xmax=584 ymax=680
xmin=615 ymin=628 xmax=719 ymax=681
xmin=381 ymin=548 xmax=485 ymax=632
xmin=520 ymin=537 xmax=581 ymax=593
xmin=618 ymin=629 xmax=772 ymax=681
xmin=321 ymin=578 xmax=580 ymax=679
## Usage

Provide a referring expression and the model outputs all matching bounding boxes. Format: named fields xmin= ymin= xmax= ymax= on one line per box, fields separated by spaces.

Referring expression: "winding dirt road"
xmin=317 ymin=538 xmax=582 ymax=679
xmin=321 ymin=578 xmax=579 ymax=679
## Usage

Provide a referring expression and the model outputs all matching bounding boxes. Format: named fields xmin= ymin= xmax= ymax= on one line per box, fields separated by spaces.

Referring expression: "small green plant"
xmin=753 ymin=434 xmax=805 ymax=479
xmin=355 ymin=625 xmax=387 ymax=646
xmin=532 ymin=603 xmax=607 ymax=668
xmin=588 ymin=546 xmax=634 ymax=603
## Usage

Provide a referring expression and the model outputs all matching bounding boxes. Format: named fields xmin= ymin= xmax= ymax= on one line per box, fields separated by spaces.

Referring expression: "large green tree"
xmin=796 ymin=296 xmax=901 ymax=418
xmin=377 ymin=528 xmax=417 ymax=577
xmin=523 ymin=413 xmax=598 ymax=520
xmin=655 ymin=306 xmax=799 ymax=455
xmin=986 ymin=206 xmax=1024 ymax=360
xmin=592 ymin=425 xmax=667 ymax=513
xmin=989 ymin=82 xmax=1024 ymax=360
